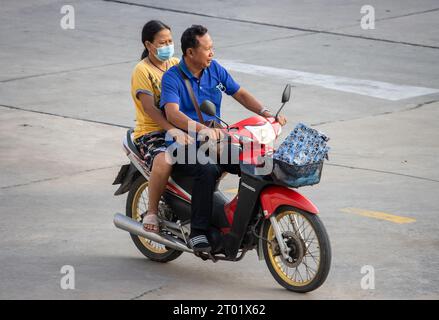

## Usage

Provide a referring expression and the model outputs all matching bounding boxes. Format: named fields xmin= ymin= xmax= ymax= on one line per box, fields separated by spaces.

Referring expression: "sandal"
xmin=142 ymin=213 xmax=160 ymax=233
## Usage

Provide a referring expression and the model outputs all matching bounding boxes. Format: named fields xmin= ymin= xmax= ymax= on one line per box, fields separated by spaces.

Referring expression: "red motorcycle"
xmin=113 ymin=85 xmax=331 ymax=293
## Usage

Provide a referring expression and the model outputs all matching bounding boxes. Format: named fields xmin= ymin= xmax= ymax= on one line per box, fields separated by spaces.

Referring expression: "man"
xmin=160 ymin=25 xmax=286 ymax=253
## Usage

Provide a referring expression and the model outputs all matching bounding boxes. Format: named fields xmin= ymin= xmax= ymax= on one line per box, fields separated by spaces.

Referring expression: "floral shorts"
xmin=135 ymin=131 xmax=168 ymax=171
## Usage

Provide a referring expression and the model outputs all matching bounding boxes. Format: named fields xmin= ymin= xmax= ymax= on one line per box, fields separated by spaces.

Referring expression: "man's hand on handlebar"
xmin=261 ymin=110 xmax=287 ymax=126
xmin=276 ymin=114 xmax=287 ymax=126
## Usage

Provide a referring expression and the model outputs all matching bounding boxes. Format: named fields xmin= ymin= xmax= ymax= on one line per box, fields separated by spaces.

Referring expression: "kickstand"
xmin=196 ymin=252 xmax=217 ymax=263
xmin=208 ymin=253 xmax=217 ymax=263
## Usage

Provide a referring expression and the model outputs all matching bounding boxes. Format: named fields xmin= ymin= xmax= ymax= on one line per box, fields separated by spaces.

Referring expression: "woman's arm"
xmin=138 ymin=93 xmax=175 ymax=131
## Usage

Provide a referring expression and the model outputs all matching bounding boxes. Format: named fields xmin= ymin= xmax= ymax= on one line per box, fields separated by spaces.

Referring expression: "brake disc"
xmin=280 ymin=231 xmax=305 ymax=268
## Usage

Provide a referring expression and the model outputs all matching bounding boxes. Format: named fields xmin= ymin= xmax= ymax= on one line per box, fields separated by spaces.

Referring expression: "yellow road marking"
xmin=223 ymin=188 xmax=238 ymax=194
xmin=340 ymin=207 xmax=416 ymax=224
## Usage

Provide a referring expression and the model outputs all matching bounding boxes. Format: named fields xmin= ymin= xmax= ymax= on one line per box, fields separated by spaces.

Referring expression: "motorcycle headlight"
xmin=244 ymin=122 xmax=276 ymax=145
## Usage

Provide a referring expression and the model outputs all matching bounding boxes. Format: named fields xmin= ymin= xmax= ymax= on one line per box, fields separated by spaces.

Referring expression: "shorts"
xmin=135 ymin=131 xmax=167 ymax=171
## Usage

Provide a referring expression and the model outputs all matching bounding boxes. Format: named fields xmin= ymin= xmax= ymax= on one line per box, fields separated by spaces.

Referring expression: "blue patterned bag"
xmin=272 ymin=123 xmax=330 ymax=187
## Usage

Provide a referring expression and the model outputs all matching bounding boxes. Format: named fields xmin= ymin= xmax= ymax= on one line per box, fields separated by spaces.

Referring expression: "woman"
xmin=131 ymin=20 xmax=193 ymax=232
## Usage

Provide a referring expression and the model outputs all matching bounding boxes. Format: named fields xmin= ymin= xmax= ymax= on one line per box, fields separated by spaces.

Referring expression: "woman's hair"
xmin=141 ymin=20 xmax=171 ymax=60
xmin=181 ymin=25 xmax=208 ymax=56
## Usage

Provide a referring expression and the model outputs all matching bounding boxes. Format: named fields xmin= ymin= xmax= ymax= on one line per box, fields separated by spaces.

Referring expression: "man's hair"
xmin=181 ymin=25 xmax=208 ymax=56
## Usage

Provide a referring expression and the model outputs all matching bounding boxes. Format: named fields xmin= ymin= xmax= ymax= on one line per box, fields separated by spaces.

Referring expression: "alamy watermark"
xmin=60 ymin=5 xmax=75 ymax=30
xmin=60 ymin=265 xmax=75 ymax=290
xmin=361 ymin=5 xmax=375 ymax=30
xmin=360 ymin=265 xmax=375 ymax=290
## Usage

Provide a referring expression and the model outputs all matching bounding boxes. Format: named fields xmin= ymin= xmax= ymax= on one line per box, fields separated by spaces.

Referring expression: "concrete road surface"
xmin=1 ymin=0 xmax=438 ymax=299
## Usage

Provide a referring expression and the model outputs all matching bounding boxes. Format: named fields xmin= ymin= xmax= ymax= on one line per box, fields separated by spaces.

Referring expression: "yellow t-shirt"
xmin=131 ymin=57 xmax=179 ymax=139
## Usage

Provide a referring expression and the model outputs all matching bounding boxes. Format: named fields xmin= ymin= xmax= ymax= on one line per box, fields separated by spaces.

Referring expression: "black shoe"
xmin=188 ymin=234 xmax=211 ymax=253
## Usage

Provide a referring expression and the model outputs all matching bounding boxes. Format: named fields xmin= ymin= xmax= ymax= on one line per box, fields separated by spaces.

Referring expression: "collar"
xmin=179 ymin=57 xmax=204 ymax=80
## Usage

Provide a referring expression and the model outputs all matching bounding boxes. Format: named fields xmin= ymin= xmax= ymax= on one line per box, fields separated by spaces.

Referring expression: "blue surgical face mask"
xmin=154 ymin=44 xmax=174 ymax=61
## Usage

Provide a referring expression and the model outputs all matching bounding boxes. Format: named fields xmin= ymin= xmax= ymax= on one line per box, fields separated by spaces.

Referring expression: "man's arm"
xmin=165 ymin=103 xmax=224 ymax=141
xmin=232 ymin=88 xmax=269 ymax=116
xmin=139 ymin=94 xmax=194 ymax=145
xmin=232 ymin=87 xmax=287 ymax=125
xmin=164 ymin=103 xmax=207 ymax=132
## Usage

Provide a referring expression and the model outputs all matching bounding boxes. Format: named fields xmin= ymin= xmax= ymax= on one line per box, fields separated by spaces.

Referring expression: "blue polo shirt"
xmin=160 ymin=58 xmax=240 ymax=124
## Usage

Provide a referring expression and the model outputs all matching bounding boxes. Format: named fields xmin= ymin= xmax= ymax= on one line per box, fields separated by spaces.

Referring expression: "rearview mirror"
xmin=275 ymin=84 xmax=292 ymax=119
xmin=282 ymin=84 xmax=291 ymax=103
xmin=200 ymin=100 xmax=217 ymax=116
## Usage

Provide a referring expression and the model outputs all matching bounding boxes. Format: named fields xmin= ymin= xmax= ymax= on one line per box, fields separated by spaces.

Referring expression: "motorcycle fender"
xmin=259 ymin=185 xmax=319 ymax=218
xmin=113 ymin=163 xmax=140 ymax=196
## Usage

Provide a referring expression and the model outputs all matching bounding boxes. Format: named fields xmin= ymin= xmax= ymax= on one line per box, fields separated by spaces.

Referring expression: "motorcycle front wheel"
xmin=262 ymin=206 xmax=331 ymax=293
xmin=126 ymin=175 xmax=182 ymax=263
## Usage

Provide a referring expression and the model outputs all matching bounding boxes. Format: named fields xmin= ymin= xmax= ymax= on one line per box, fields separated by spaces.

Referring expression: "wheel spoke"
xmin=305 ymin=239 xmax=318 ymax=251
xmin=305 ymin=250 xmax=319 ymax=265
xmin=281 ymin=263 xmax=287 ymax=275
xmin=302 ymin=260 xmax=317 ymax=277
xmin=303 ymin=257 xmax=312 ymax=280
xmin=279 ymin=217 xmax=289 ymax=232
xmin=297 ymin=267 xmax=304 ymax=282
xmin=299 ymin=217 xmax=310 ymax=238
xmin=292 ymin=267 xmax=299 ymax=282
xmin=140 ymin=192 xmax=148 ymax=212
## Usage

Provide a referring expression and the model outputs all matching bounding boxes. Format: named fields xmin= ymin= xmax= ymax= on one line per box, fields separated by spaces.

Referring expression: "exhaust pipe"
xmin=113 ymin=213 xmax=193 ymax=253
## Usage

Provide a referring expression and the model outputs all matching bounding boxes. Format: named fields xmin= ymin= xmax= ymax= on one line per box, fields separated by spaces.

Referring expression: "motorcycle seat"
xmin=126 ymin=129 xmax=143 ymax=160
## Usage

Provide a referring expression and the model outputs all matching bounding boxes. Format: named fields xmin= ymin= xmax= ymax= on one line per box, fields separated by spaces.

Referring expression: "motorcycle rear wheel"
xmin=126 ymin=175 xmax=182 ymax=263
xmin=262 ymin=206 xmax=331 ymax=293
